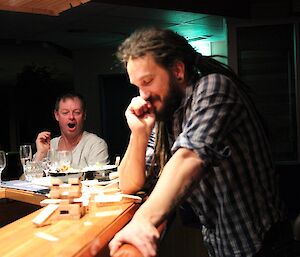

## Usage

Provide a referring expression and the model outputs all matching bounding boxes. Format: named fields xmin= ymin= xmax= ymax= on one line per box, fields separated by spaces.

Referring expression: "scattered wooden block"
xmin=94 ymin=193 xmax=142 ymax=206
xmin=120 ymin=194 xmax=142 ymax=203
xmin=40 ymin=198 xmax=62 ymax=206
xmin=33 ymin=176 xmax=142 ymax=227
xmin=32 ymin=204 xmax=59 ymax=227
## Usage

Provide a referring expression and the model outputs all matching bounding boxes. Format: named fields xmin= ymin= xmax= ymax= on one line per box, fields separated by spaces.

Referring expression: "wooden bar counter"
xmin=0 ymin=187 xmax=46 ymax=205
xmin=0 ymin=187 xmax=140 ymax=257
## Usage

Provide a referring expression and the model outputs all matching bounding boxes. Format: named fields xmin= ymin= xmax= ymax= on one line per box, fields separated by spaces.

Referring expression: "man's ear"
xmin=54 ymin=110 xmax=59 ymax=121
xmin=172 ymin=60 xmax=185 ymax=81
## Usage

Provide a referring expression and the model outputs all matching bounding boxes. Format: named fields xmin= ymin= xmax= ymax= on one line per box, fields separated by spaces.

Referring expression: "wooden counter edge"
xmin=0 ymin=187 xmax=5 ymax=199
xmin=0 ymin=187 xmax=46 ymax=205
xmin=74 ymin=201 xmax=141 ymax=257
xmin=111 ymin=220 xmax=168 ymax=257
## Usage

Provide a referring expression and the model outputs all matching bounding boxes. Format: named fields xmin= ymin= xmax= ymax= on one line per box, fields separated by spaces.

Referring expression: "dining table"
xmin=0 ymin=183 xmax=142 ymax=257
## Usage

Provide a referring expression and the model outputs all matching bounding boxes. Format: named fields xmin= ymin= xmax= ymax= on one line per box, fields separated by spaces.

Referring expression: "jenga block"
xmin=58 ymin=184 xmax=72 ymax=199
xmin=120 ymin=194 xmax=142 ymax=203
xmin=32 ymin=204 xmax=59 ymax=227
xmin=68 ymin=186 xmax=82 ymax=198
xmin=94 ymin=193 xmax=142 ymax=206
xmin=51 ymin=178 xmax=63 ymax=186
xmin=68 ymin=204 xmax=82 ymax=217
xmin=68 ymin=177 xmax=81 ymax=186
xmin=94 ymin=194 xmax=122 ymax=206
xmin=49 ymin=188 xmax=61 ymax=199
xmin=55 ymin=203 xmax=82 ymax=220
xmin=40 ymin=198 xmax=61 ymax=206
xmin=82 ymin=205 xmax=88 ymax=215
xmin=60 ymin=199 xmax=72 ymax=204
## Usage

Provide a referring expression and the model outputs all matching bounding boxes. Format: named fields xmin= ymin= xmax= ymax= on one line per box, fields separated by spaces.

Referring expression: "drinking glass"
xmin=23 ymin=161 xmax=44 ymax=182
xmin=19 ymin=144 xmax=32 ymax=168
xmin=46 ymin=149 xmax=58 ymax=173
xmin=0 ymin=151 xmax=6 ymax=183
xmin=56 ymin=150 xmax=72 ymax=169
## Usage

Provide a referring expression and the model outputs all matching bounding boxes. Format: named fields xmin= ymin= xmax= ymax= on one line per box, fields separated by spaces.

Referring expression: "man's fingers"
xmin=134 ymin=238 xmax=157 ymax=257
xmin=109 ymin=234 xmax=123 ymax=256
xmin=109 ymin=217 xmax=160 ymax=257
xmin=128 ymin=96 xmax=151 ymax=117
xmin=37 ymin=131 xmax=51 ymax=143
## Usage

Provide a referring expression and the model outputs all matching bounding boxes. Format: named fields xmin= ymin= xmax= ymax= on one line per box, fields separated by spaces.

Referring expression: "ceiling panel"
xmin=0 ymin=1 xmax=226 ymax=50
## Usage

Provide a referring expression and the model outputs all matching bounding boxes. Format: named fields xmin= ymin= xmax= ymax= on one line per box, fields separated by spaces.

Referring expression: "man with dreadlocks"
xmin=109 ymin=27 xmax=293 ymax=257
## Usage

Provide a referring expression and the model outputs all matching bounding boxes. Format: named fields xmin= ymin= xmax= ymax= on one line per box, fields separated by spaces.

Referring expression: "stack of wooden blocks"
xmin=32 ymin=177 xmax=88 ymax=227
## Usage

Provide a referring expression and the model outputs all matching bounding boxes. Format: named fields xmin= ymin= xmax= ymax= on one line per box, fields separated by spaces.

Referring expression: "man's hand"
xmin=125 ymin=96 xmax=156 ymax=137
xmin=109 ymin=216 xmax=160 ymax=257
xmin=35 ymin=131 xmax=51 ymax=161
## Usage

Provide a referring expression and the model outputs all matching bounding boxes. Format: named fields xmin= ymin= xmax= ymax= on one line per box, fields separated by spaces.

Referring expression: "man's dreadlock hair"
xmin=117 ymin=27 xmax=250 ymax=177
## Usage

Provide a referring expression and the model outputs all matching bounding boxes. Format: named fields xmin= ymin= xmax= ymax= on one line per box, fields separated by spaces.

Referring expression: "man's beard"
xmin=155 ymin=75 xmax=183 ymax=121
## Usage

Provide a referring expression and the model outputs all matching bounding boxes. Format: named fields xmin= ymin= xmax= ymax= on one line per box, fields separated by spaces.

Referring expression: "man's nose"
xmin=139 ymin=89 xmax=150 ymax=100
xmin=68 ymin=113 xmax=75 ymax=119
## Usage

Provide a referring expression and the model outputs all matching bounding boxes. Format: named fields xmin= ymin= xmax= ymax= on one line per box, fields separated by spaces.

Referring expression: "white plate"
xmin=31 ymin=177 xmax=52 ymax=187
xmin=48 ymin=168 xmax=83 ymax=175
xmin=82 ymin=164 xmax=117 ymax=172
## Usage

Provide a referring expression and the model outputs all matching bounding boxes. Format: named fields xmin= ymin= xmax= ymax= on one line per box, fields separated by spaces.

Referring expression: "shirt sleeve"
xmin=172 ymin=74 xmax=246 ymax=166
xmin=143 ymin=129 xmax=161 ymax=192
xmin=145 ymin=130 xmax=156 ymax=167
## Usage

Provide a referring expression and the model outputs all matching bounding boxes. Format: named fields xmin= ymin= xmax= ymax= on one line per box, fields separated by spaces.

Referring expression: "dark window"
xmin=98 ymin=74 xmax=138 ymax=160
xmin=237 ymin=24 xmax=296 ymax=161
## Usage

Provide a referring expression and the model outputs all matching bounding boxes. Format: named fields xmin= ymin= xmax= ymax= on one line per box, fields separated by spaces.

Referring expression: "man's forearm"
xmin=133 ymin=148 xmax=204 ymax=227
xmin=118 ymin=133 xmax=149 ymax=193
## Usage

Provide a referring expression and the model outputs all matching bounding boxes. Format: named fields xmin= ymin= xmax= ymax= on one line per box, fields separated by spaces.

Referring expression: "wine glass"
xmin=46 ymin=149 xmax=58 ymax=173
xmin=56 ymin=150 xmax=72 ymax=169
xmin=19 ymin=144 xmax=32 ymax=169
xmin=0 ymin=151 xmax=6 ymax=184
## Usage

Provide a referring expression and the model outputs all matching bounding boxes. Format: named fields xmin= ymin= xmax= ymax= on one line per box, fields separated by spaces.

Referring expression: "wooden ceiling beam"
xmin=0 ymin=0 xmax=91 ymax=16
xmin=0 ymin=4 xmax=57 ymax=16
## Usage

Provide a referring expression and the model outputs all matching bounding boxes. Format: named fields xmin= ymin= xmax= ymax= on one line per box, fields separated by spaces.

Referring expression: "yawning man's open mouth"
xmin=67 ymin=123 xmax=76 ymax=128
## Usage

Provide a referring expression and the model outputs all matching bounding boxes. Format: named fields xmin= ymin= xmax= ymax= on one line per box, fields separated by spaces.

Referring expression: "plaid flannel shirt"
xmin=146 ymin=73 xmax=283 ymax=256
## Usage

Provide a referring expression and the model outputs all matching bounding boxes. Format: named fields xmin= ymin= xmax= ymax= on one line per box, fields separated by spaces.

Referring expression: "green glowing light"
xmin=189 ymin=40 xmax=211 ymax=56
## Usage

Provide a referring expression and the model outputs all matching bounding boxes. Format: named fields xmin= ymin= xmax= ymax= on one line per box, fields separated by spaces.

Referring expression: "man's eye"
xmin=144 ymin=79 xmax=152 ymax=85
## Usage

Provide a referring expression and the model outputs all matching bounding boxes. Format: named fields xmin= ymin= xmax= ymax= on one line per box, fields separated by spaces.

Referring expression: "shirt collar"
xmin=173 ymin=83 xmax=194 ymax=115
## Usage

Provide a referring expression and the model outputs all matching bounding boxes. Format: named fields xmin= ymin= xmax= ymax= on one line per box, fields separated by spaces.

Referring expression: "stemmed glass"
xmin=46 ymin=150 xmax=72 ymax=173
xmin=19 ymin=144 xmax=32 ymax=170
xmin=46 ymin=149 xmax=58 ymax=173
xmin=56 ymin=150 xmax=72 ymax=169
xmin=0 ymin=151 xmax=7 ymax=184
